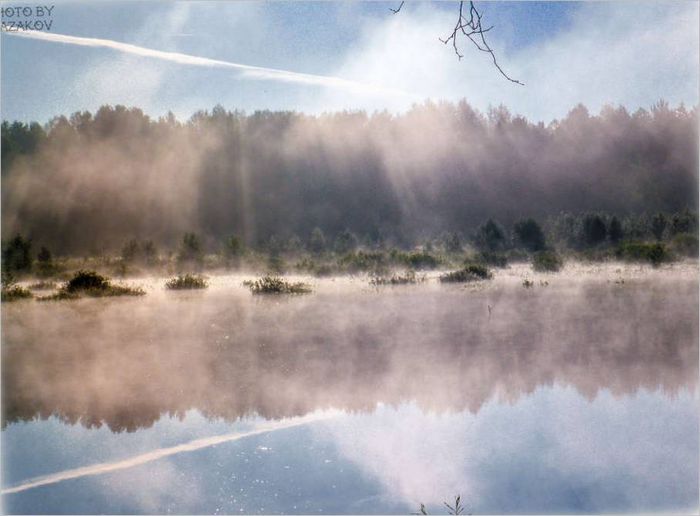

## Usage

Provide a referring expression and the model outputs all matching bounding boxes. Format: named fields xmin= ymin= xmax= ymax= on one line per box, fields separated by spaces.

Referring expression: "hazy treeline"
xmin=2 ymin=100 xmax=697 ymax=254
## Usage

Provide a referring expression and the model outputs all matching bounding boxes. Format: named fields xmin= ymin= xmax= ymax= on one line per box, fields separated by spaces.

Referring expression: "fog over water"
xmin=3 ymin=263 xmax=697 ymax=430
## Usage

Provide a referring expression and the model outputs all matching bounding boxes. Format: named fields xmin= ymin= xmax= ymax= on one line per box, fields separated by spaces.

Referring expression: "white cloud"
xmin=321 ymin=2 xmax=699 ymax=121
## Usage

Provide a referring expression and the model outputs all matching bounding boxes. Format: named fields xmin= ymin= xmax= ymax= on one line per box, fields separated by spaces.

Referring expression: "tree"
xmin=37 ymin=246 xmax=52 ymax=264
xmin=309 ymin=227 xmax=326 ymax=255
xmin=178 ymin=233 xmax=203 ymax=264
xmin=474 ymin=219 xmax=507 ymax=252
xmin=608 ymin=216 xmax=623 ymax=244
xmin=2 ymin=234 xmax=32 ymax=273
xmin=513 ymin=218 xmax=546 ymax=252
xmin=334 ymin=229 xmax=359 ymax=254
xmin=651 ymin=213 xmax=667 ymax=241
xmin=582 ymin=213 xmax=607 ymax=247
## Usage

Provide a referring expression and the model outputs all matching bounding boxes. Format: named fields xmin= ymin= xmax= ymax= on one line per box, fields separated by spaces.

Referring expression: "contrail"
xmin=3 ymin=29 xmax=412 ymax=97
xmin=2 ymin=411 xmax=338 ymax=495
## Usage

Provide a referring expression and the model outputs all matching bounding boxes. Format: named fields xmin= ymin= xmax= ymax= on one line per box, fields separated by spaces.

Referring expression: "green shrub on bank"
xmin=532 ymin=250 xmax=563 ymax=272
xmin=245 ymin=276 xmax=312 ymax=294
xmin=616 ymin=241 xmax=670 ymax=267
xmin=165 ymin=274 xmax=208 ymax=290
xmin=439 ymin=264 xmax=492 ymax=283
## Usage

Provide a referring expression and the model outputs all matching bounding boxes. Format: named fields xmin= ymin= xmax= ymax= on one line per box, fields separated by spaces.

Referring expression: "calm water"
xmin=2 ymin=263 xmax=698 ymax=514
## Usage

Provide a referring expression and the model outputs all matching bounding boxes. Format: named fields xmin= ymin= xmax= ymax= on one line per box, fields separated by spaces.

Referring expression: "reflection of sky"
xmin=2 ymin=386 xmax=697 ymax=514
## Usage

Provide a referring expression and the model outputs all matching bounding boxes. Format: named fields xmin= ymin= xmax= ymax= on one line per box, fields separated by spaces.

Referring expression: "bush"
xmin=42 ymin=270 xmax=146 ymax=299
xmin=338 ymin=251 xmax=387 ymax=274
xmin=245 ymin=276 xmax=312 ymax=294
xmin=473 ymin=251 xmax=508 ymax=268
xmin=532 ymin=250 xmax=563 ymax=272
xmin=28 ymin=280 xmax=56 ymax=290
xmin=616 ymin=241 xmax=670 ymax=267
xmin=401 ymin=251 xmax=440 ymax=270
xmin=165 ymin=274 xmax=208 ymax=290
xmin=669 ymin=233 xmax=699 ymax=258
xmin=1 ymin=285 xmax=33 ymax=302
xmin=439 ymin=264 xmax=492 ymax=283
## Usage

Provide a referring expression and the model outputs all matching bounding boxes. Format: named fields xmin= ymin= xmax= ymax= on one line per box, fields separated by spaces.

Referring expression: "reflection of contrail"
xmin=2 ymin=411 xmax=337 ymax=495
xmin=3 ymin=30 xmax=410 ymax=97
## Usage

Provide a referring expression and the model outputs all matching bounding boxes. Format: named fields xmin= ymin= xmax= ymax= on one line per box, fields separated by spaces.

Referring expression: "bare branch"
xmin=439 ymin=1 xmax=524 ymax=85
xmin=389 ymin=1 xmax=404 ymax=14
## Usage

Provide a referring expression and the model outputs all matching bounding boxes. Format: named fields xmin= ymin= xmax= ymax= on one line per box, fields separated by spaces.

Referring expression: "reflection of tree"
xmin=2 ymin=278 xmax=697 ymax=432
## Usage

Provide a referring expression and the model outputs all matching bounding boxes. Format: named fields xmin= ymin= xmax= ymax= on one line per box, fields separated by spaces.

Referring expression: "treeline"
xmin=1 ymin=100 xmax=697 ymax=254
xmin=3 ymin=209 xmax=697 ymax=279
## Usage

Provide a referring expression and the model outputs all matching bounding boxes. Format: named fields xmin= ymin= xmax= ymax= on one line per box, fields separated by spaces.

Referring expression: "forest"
xmin=1 ymin=100 xmax=697 ymax=256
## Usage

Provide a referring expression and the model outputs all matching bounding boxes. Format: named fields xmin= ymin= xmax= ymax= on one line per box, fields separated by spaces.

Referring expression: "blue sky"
xmin=1 ymin=1 xmax=697 ymax=123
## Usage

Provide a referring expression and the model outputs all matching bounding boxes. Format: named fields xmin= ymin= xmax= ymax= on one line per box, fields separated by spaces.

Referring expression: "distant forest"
xmin=1 ymin=100 xmax=697 ymax=254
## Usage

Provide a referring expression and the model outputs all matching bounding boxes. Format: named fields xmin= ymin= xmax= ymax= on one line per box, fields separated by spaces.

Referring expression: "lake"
xmin=2 ymin=263 xmax=698 ymax=514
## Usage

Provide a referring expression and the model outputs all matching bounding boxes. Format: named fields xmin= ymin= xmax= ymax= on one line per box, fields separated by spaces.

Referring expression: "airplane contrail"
xmin=2 ymin=411 xmax=338 ymax=495
xmin=2 ymin=29 xmax=413 ymax=97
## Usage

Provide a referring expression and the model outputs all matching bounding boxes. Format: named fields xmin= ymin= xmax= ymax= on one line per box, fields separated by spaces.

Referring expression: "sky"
xmin=0 ymin=1 xmax=698 ymax=124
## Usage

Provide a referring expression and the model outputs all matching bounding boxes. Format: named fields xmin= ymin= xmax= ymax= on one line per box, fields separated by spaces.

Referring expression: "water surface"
xmin=2 ymin=263 xmax=698 ymax=514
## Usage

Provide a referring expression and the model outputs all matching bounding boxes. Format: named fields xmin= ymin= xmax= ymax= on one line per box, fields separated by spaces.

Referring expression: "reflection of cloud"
xmin=2 ymin=411 xmax=336 ymax=495
xmin=319 ymin=388 xmax=699 ymax=513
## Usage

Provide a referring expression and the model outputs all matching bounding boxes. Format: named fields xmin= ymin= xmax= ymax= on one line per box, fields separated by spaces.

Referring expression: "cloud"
xmin=322 ymin=2 xmax=699 ymax=121
xmin=4 ymin=27 xmax=411 ymax=98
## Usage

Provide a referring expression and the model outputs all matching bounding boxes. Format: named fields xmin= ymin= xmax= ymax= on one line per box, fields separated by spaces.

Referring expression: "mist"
xmin=3 ymin=265 xmax=696 ymax=432
xmin=2 ymin=100 xmax=697 ymax=254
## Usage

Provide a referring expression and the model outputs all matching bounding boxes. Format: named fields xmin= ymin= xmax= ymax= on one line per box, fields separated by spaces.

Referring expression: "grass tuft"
xmin=1 ymin=284 xmax=33 ymax=302
xmin=245 ymin=276 xmax=312 ymax=294
xmin=370 ymin=270 xmax=422 ymax=286
xmin=439 ymin=264 xmax=492 ymax=283
xmin=165 ymin=274 xmax=208 ymax=290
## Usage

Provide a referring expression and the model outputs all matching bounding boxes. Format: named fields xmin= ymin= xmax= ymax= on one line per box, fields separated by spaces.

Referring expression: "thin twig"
xmin=439 ymin=1 xmax=524 ymax=85
xmin=389 ymin=1 xmax=404 ymax=14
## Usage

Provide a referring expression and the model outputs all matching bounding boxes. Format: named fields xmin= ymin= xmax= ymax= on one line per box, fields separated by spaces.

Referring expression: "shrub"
xmin=28 ymin=280 xmax=56 ymax=290
xmin=339 ymin=251 xmax=387 ymax=274
xmin=473 ymin=251 xmax=508 ymax=268
xmin=245 ymin=276 xmax=312 ymax=294
xmin=439 ymin=264 xmax=492 ymax=283
xmin=43 ymin=270 xmax=146 ymax=299
xmin=402 ymin=251 xmax=440 ymax=270
xmin=532 ymin=250 xmax=563 ymax=272
xmin=165 ymin=274 xmax=208 ymax=290
xmin=1 ymin=285 xmax=33 ymax=302
xmin=669 ymin=233 xmax=699 ymax=258
xmin=616 ymin=241 xmax=670 ymax=267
